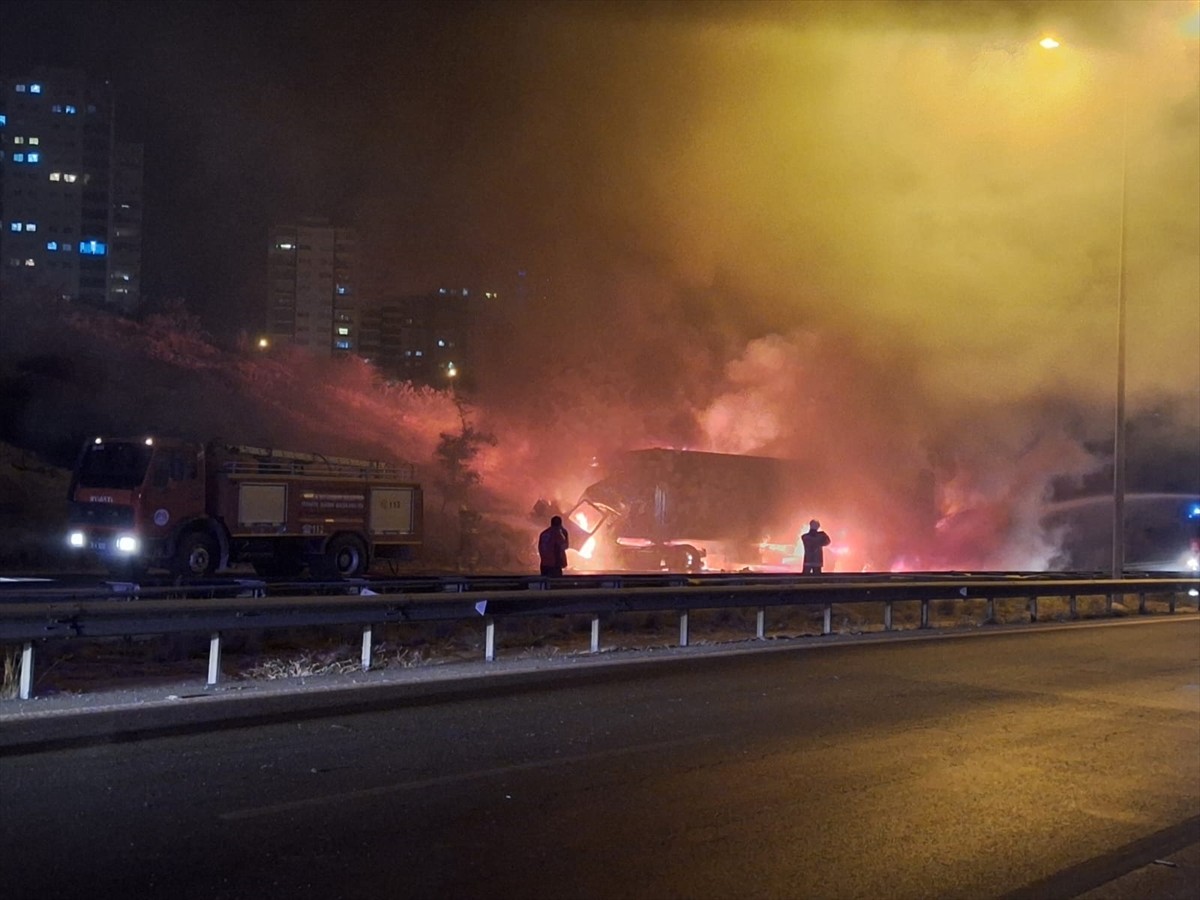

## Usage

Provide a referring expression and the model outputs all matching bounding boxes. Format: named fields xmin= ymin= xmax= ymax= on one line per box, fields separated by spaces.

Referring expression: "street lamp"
xmin=1040 ymin=35 xmax=1128 ymax=579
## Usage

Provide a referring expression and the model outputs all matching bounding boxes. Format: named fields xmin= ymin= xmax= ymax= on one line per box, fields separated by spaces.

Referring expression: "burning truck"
xmin=561 ymin=449 xmax=838 ymax=573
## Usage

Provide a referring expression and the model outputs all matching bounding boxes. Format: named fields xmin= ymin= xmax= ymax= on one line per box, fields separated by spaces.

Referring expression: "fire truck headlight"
xmin=68 ymin=531 xmax=86 ymax=548
xmin=115 ymin=535 xmax=140 ymax=554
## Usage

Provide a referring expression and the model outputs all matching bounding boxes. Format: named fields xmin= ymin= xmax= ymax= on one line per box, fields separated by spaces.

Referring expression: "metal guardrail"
xmin=2 ymin=575 xmax=1197 ymax=701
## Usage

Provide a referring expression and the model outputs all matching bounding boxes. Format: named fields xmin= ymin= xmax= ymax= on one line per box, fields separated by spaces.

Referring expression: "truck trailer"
xmin=66 ymin=436 xmax=422 ymax=578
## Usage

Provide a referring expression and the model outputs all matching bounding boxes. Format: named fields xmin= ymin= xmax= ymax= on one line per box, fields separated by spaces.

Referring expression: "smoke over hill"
xmin=3 ymin=295 xmax=1194 ymax=572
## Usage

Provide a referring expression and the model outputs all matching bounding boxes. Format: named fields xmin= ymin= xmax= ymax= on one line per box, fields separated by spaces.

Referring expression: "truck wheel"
xmin=174 ymin=531 xmax=218 ymax=578
xmin=318 ymin=534 xmax=369 ymax=579
xmin=678 ymin=545 xmax=703 ymax=573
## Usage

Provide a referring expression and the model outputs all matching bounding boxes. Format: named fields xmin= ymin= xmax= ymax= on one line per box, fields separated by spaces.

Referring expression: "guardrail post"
xmin=1028 ymin=596 xmax=1038 ymax=623
xmin=884 ymin=602 xmax=893 ymax=632
xmin=823 ymin=603 xmax=832 ymax=636
xmin=1169 ymin=593 xmax=1176 ymax=614
xmin=361 ymin=625 xmax=373 ymax=671
xmin=1138 ymin=593 xmax=1147 ymax=615
xmin=484 ymin=616 xmax=496 ymax=662
xmin=756 ymin=607 xmax=765 ymax=639
xmin=207 ymin=632 xmax=222 ymax=686
xmin=1069 ymin=595 xmax=1078 ymax=619
xmin=679 ymin=611 xmax=689 ymax=647
xmin=19 ymin=641 xmax=34 ymax=700
xmin=920 ymin=599 xmax=930 ymax=629
xmin=590 ymin=615 xmax=601 ymax=653
xmin=985 ymin=598 xmax=995 ymax=623
xmin=1106 ymin=592 xmax=1114 ymax=614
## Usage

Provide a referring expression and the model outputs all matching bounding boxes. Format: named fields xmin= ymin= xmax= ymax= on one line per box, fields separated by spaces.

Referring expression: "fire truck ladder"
xmin=219 ymin=445 xmax=416 ymax=481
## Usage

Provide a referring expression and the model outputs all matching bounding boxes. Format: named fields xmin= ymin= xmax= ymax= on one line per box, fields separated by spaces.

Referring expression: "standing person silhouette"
xmin=801 ymin=519 xmax=831 ymax=574
xmin=538 ymin=515 xmax=569 ymax=577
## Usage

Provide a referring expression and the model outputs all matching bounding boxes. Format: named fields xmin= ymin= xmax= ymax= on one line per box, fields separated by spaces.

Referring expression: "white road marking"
xmin=220 ymin=735 xmax=708 ymax=821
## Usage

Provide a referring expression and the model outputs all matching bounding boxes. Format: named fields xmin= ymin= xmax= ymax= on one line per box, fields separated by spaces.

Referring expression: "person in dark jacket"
xmin=538 ymin=515 xmax=570 ymax=577
xmin=800 ymin=519 xmax=831 ymax=574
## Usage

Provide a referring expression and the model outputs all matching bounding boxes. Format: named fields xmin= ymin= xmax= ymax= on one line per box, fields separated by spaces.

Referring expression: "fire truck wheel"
xmin=320 ymin=534 xmax=369 ymax=579
xmin=174 ymin=531 xmax=218 ymax=578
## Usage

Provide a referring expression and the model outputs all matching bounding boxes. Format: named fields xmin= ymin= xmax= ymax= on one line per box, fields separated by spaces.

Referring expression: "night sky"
xmin=3 ymin=0 xmax=1198 ymax=410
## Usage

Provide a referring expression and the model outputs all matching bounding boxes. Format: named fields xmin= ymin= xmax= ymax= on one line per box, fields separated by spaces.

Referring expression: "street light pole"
xmin=1040 ymin=35 xmax=1129 ymax=578
xmin=1111 ymin=94 xmax=1129 ymax=579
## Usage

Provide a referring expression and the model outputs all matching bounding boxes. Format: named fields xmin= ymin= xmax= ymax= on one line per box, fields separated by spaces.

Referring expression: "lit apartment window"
xmin=335 ymin=340 xmax=352 ymax=350
xmin=27 ymin=152 xmax=39 ymax=163
xmin=63 ymin=173 xmax=77 ymax=183
xmin=337 ymin=327 xmax=350 ymax=336
xmin=0 ymin=114 xmax=6 ymax=125
xmin=12 ymin=153 xmax=24 ymax=162
xmin=26 ymin=223 xmax=36 ymax=232
xmin=24 ymin=259 xmax=36 ymax=266
xmin=65 ymin=105 xmax=77 ymax=114
xmin=14 ymin=136 xmax=24 ymax=144
xmin=28 ymin=137 xmax=38 ymax=145
xmin=9 ymin=223 xmax=21 ymax=232
xmin=30 ymin=84 xmax=42 ymax=94
xmin=62 ymin=242 xmax=72 ymax=251
xmin=15 ymin=84 xmax=26 ymax=93
xmin=52 ymin=105 xmax=62 ymax=113
xmin=79 ymin=240 xmax=106 ymax=255
xmin=49 ymin=172 xmax=61 ymax=181
xmin=46 ymin=241 xmax=58 ymax=251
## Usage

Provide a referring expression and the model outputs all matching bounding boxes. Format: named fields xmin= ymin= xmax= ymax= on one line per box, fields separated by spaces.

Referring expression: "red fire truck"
xmin=66 ymin=436 xmax=423 ymax=578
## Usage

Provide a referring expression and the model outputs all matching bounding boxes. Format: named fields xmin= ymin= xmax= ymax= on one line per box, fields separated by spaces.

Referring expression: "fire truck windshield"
xmin=77 ymin=442 xmax=154 ymax=490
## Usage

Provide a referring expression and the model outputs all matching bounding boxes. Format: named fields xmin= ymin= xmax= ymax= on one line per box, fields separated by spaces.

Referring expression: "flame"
xmin=580 ymin=535 xmax=597 ymax=560
xmin=572 ymin=509 xmax=593 ymax=532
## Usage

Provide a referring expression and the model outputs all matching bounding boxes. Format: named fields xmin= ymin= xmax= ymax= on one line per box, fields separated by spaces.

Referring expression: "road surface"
xmin=2 ymin=619 xmax=1197 ymax=899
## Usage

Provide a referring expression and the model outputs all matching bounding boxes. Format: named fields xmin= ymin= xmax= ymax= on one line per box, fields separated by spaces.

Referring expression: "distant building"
xmin=266 ymin=220 xmax=359 ymax=357
xmin=0 ymin=68 xmax=143 ymax=313
xmin=108 ymin=141 xmax=142 ymax=310
xmin=372 ymin=287 xmax=496 ymax=387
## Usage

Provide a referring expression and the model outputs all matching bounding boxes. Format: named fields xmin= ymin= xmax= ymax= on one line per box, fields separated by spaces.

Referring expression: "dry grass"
xmin=2 ymin=648 xmax=19 ymax=700
xmin=239 ymin=651 xmax=361 ymax=680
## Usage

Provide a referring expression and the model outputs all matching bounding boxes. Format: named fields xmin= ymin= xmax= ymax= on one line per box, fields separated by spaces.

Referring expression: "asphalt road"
xmin=2 ymin=619 xmax=1197 ymax=900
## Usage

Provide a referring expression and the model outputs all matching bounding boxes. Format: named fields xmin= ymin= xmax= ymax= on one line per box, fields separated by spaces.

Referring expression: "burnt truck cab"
xmin=67 ymin=436 xmax=423 ymax=579
xmin=566 ymin=494 xmax=707 ymax=572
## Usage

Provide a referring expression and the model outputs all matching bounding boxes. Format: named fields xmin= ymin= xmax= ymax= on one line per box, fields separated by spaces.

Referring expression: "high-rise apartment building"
xmin=267 ymin=220 xmax=359 ymax=356
xmin=0 ymin=68 xmax=143 ymax=313
xmin=372 ymin=287 xmax=491 ymax=387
